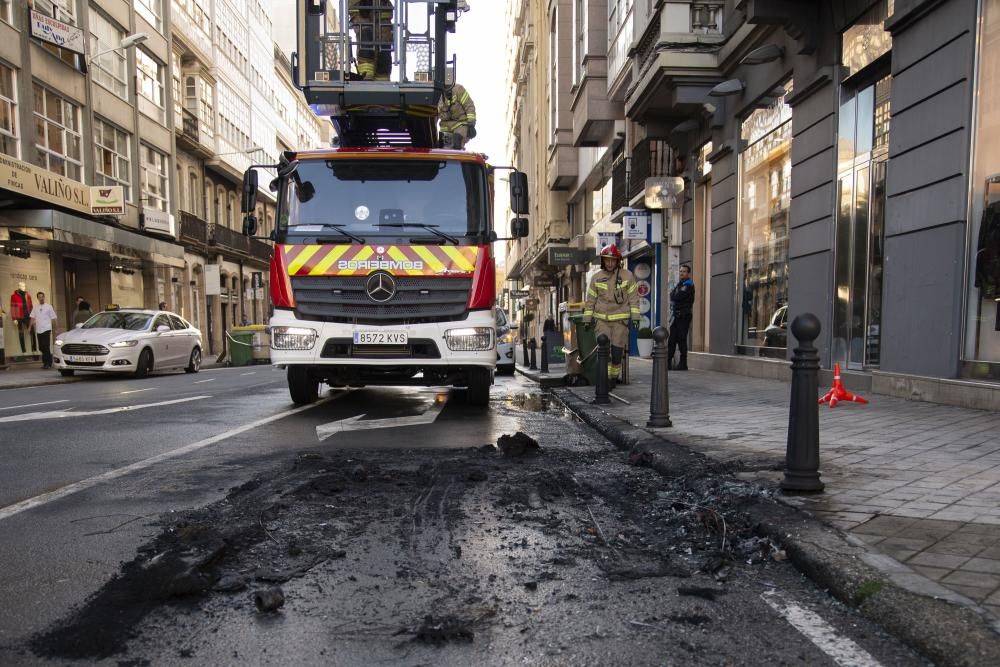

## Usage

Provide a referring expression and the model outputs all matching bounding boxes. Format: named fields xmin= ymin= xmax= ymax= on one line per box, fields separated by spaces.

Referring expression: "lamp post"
xmin=88 ymin=32 xmax=148 ymax=64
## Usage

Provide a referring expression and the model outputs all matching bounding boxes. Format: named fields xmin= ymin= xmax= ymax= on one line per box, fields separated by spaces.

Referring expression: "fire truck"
xmin=239 ymin=0 xmax=529 ymax=406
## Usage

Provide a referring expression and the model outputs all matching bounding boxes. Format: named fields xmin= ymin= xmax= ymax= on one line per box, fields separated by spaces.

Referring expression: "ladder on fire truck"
xmin=294 ymin=0 xmax=464 ymax=148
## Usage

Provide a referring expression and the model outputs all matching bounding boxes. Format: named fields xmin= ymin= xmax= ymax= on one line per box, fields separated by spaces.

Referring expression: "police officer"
xmin=438 ymin=78 xmax=477 ymax=149
xmin=668 ymin=263 xmax=695 ymax=370
xmin=349 ymin=0 xmax=394 ymax=80
xmin=584 ymin=244 xmax=640 ymax=385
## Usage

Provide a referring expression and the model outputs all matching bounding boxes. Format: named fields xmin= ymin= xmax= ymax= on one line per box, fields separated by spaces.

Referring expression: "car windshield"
xmin=279 ymin=159 xmax=488 ymax=241
xmin=82 ymin=312 xmax=152 ymax=331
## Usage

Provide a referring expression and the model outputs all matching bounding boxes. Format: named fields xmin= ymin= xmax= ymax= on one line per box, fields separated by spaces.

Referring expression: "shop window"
xmin=94 ymin=118 xmax=132 ymax=201
xmin=136 ymin=0 xmax=163 ymax=32
xmin=137 ymin=49 xmax=166 ymax=123
xmin=140 ymin=144 xmax=169 ymax=212
xmin=737 ymin=81 xmax=792 ymax=354
xmin=32 ymin=83 xmax=82 ymax=181
xmin=965 ymin=0 xmax=1000 ymax=370
xmin=89 ymin=9 xmax=128 ymax=99
xmin=0 ymin=63 xmax=18 ymax=158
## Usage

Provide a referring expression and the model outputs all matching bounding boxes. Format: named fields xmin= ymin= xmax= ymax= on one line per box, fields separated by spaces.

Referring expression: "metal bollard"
xmin=594 ymin=333 xmax=611 ymax=405
xmin=647 ymin=326 xmax=672 ymax=427
xmin=540 ymin=334 xmax=549 ymax=373
xmin=522 ymin=338 xmax=529 ymax=366
xmin=529 ymin=338 xmax=538 ymax=370
xmin=782 ymin=313 xmax=825 ymax=493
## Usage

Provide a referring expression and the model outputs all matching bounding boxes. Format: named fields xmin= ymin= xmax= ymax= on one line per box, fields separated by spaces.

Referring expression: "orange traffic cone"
xmin=819 ymin=363 xmax=869 ymax=407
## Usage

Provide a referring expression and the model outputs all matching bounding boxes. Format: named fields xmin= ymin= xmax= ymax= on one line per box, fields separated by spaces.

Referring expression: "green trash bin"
xmin=227 ymin=329 xmax=255 ymax=367
xmin=565 ymin=314 xmax=598 ymax=385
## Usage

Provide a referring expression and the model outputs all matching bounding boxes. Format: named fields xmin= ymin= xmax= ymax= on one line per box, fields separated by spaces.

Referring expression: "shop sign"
xmin=741 ymin=82 xmax=792 ymax=147
xmin=30 ymin=10 xmax=86 ymax=55
xmin=204 ymin=264 xmax=221 ymax=296
xmin=623 ymin=210 xmax=649 ymax=240
xmin=547 ymin=247 xmax=586 ymax=265
xmin=597 ymin=232 xmax=617 ymax=248
xmin=531 ymin=274 xmax=558 ymax=287
xmin=0 ymin=153 xmax=128 ymax=216
xmin=142 ymin=207 xmax=174 ymax=235
xmin=510 ymin=289 xmax=530 ymax=299
xmin=251 ymin=271 xmax=264 ymax=289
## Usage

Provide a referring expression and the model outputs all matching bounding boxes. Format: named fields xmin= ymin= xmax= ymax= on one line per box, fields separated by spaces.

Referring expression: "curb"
xmin=550 ymin=386 xmax=1000 ymax=667
xmin=514 ymin=365 xmax=566 ymax=389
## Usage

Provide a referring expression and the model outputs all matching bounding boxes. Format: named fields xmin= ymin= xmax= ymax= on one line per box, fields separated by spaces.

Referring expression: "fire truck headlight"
xmin=444 ymin=327 xmax=494 ymax=351
xmin=271 ymin=326 xmax=318 ymax=350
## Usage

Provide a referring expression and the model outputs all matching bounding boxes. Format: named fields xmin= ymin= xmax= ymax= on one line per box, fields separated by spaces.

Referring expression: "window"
xmin=172 ymin=51 xmax=182 ymax=123
xmin=0 ymin=1 xmax=11 ymax=24
xmin=94 ymin=118 xmax=132 ymax=201
xmin=140 ymin=144 xmax=168 ymax=212
xmin=89 ymin=10 xmax=127 ymax=99
xmin=574 ymin=0 xmax=585 ymax=84
xmin=34 ymin=0 xmax=80 ymax=66
xmin=136 ymin=0 xmax=163 ymax=31
xmin=188 ymin=171 xmax=198 ymax=214
xmin=185 ymin=76 xmax=214 ymax=139
xmin=137 ymin=49 xmax=165 ymax=122
xmin=0 ymin=63 xmax=18 ymax=158
xmin=204 ymin=182 xmax=214 ymax=224
xmin=175 ymin=0 xmax=210 ymax=36
xmin=33 ymin=83 xmax=82 ymax=180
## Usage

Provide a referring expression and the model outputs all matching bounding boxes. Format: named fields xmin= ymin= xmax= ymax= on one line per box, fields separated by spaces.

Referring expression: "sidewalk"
xmin=519 ymin=357 xmax=1000 ymax=622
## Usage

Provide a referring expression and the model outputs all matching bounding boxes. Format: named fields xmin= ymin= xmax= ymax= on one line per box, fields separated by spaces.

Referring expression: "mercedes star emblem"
xmin=365 ymin=271 xmax=397 ymax=303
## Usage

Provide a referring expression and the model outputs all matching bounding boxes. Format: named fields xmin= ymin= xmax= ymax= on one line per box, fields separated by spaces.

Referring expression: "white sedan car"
xmin=495 ymin=307 xmax=515 ymax=375
xmin=54 ymin=309 xmax=203 ymax=378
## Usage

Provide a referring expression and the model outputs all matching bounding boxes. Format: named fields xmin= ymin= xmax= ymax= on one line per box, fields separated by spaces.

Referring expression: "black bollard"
xmin=529 ymin=338 xmax=538 ymax=370
xmin=594 ymin=333 xmax=611 ymax=405
xmin=522 ymin=337 xmax=529 ymax=366
xmin=647 ymin=326 xmax=672 ymax=427
xmin=782 ymin=313 xmax=825 ymax=493
xmin=540 ymin=334 xmax=549 ymax=373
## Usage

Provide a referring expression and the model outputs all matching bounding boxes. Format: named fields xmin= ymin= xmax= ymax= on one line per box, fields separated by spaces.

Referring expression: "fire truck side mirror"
xmin=241 ymin=169 xmax=259 ymax=213
xmin=510 ymin=171 xmax=529 ymax=215
xmin=243 ymin=215 xmax=258 ymax=237
xmin=510 ymin=218 xmax=529 ymax=238
xmin=307 ymin=0 xmax=326 ymax=16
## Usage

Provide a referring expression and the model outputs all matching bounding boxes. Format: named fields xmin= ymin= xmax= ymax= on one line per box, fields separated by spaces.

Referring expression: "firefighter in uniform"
xmin=583 ymin=244 xmax=641 ymax=384
xmin=349 ymin=0 xmax=394 ymax=80
xmin=438 ymin=81 xmax=477 ymax=149
xmin=668 ymin=263 xmax=695 ymax=370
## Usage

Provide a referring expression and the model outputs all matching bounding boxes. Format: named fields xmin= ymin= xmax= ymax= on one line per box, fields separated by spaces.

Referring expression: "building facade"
xmin=0 ymin=0 xmax=328 ymax=366
xmin=505 ymin=0 xmax=1000 ymax=400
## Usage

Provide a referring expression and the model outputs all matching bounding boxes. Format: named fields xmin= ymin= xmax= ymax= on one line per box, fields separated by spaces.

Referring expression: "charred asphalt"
xmin=0 ymin=370 xmax=929 ymax=665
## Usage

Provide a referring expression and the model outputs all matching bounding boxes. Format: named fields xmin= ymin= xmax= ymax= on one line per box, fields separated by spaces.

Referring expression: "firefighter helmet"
xmin=599 ymin=244 xmax=622 ymax=259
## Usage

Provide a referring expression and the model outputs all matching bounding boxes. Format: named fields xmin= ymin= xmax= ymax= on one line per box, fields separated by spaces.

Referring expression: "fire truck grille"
xmin=291 ymin=276 xmax=472 ymax=324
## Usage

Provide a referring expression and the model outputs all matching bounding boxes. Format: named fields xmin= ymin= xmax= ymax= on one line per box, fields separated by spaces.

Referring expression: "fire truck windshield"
xmin=277 ymin=158 xmax=488 ymax=243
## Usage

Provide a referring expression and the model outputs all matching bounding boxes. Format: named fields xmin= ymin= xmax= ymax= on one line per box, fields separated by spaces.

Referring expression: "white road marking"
xmin=0 ymin=399 xmax=70 ymax=411
xmin=0 ymin=396 xmax=209 ymax=423
xmin=316 ymin=395 xmax=447 ymax=441
xmin=194 ymin=378 xmax=215 ymax=384
xmin=121 ymin=387 xmax=156 ymax=395
xmin=241 ymin=372 xmax=256 ymax=376
xmin=0 ymin=394 xmax=338 ymax=522
xmin=762 ymin=591 xmax=883 ymax=667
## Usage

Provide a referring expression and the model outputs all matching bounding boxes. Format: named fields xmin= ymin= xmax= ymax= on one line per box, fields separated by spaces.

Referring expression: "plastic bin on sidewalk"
xmin=564 ymin=314 xmax=629 ymax=386
xmin=227 ymin=329 xmax=255 ymax=367
xmin=236 ymin=324 xmax=270 ymax=362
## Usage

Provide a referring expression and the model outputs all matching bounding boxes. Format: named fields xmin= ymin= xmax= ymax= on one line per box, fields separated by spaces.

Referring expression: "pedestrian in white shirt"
xmin=30 ymin=291 xmax=57 ymax=369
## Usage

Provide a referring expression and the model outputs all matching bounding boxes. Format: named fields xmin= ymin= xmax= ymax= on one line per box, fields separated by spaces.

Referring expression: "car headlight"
xmin=55 ymin=339 xmax=64 ymax=347
xmin=271 ymin=326 xmax=318 ymax=350
xmin=444 ymin=327 xmax=494 ymax=351
xmin=499 ymin=331 xmax=514 ymax=344
xmin=110 ymin=339 xmax=139 ymax=348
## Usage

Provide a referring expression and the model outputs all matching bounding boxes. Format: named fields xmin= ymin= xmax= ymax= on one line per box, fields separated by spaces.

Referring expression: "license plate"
xmin=66 ymin=355 xmax=97 ymax=363
xmin=353 ymin=331 xmax=407 ymax=345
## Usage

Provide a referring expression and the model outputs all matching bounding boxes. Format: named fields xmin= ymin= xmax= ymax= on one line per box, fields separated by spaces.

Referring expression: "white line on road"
xmin=120 ymin=387 xmax=156 ymax=395
xmin=0 ymin=396 xmax=209 ymax=423
xmin=316 ymin=396 xmax=447 ymax=441
xmin=0 ymin=395 xmax=338 ymax=522
xmin=762 ymin=591 xmax=883 ymax=667
xmin=0 ymin=399 xmax=70 ymax=411
xmin=194 ymin=379 xmax=215 ymax=384
xmin=241 ymin=372 xmax=256 ymax=376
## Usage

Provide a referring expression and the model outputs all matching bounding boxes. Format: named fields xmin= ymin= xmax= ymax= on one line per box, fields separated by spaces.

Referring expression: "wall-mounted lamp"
xmin=88 ymin=32 xmax=148 ymax=64
xmin=709 ymin=79 xmax=745 ymax=97
xmin=740 ymin=44 xmax=785 ymax=66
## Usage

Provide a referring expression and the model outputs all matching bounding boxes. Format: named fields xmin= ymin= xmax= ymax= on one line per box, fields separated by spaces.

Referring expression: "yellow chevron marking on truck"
xmin=442 ymin=246 xmax=476 ymax=273
xmin=309 ymin=245 xmax=350 ymax=276
xmin=387 ymin=246 xmax=422 ymax=276
xmin=287 ymin=245 xmax=320 ymax=275
xmin=411 ymin=245 xmax=447 ymax=273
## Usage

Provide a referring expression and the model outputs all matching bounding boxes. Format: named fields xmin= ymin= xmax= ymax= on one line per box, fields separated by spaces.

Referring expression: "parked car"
xmin=54 ymin=308 xmax=203 ymax=378
xmin=496 ymin=307 xmax=515 ymax=375
xmin=762 ymin=305 xmax=788 ymax=348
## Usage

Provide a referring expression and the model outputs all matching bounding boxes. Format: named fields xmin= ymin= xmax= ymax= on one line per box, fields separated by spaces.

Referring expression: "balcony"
xmin=179 ymin=210 xmax=208 ymax=249
xmin=176 ymin=109 xmax=215 ymax=158
xmin=211 ymin=223 xmax=250 ymax=256
xmin=249 ymin=238 xmax=273 ymax=264
xmin=612 ymin=153 xmax=629 ymax=213
xmin=629 ymin=139 xmax=672 ymax=203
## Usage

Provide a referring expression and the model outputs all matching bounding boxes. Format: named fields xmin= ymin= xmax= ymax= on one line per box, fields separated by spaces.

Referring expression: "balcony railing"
xmin=179 ymin=210 xmax=208 ymax=245
xmin=181 ymin=109 xmax=199 ymax=143
xmin=249 ymin=238 xmax=272 ymax=263
xmin=211 ymin=223 xmax=250 ymax=255
xmin=629 ymin=139 xmax=672 ymax=201
xmin=634 ymin=10 xmax=660 ymax=77
xmin=612 ymin=153 xmax=629 ymax=212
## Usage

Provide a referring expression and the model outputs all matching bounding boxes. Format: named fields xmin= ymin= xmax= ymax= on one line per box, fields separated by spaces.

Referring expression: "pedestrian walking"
xmin=583 ymin=244 xmax=640 ymax=386
xmin=668 ymin=263 xmax=695 ymax=370
xmin=30 ymin=291 xmax=57 ymax=369
xmin=74 ymin=299 xmax=93 ymax=326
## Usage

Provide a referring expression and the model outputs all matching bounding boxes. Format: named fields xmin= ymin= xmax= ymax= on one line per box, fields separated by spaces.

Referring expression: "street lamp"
xmin=213 ymin=146 xmax=263 ymax=158
xmin=88 ymin=32 xmax=148 ymax=64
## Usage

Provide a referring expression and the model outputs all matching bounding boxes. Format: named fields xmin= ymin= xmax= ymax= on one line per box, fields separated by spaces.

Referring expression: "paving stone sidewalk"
xmin=520 ymin=357 xmax=1000 ymax=621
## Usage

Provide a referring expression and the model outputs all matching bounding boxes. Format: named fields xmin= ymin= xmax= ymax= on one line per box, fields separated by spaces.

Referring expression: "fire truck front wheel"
xmin=288 ymin=366 xmax=320 ymax=405
xmin=465 ymin=367 xmax=492 ymax=407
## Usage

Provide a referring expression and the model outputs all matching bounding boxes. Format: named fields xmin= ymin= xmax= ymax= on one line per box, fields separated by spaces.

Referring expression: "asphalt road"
xmin=0 ymin=369 xmax=928 ymax=665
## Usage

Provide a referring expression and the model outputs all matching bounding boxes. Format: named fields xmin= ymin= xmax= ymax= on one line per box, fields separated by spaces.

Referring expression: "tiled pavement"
xmin=521 ymin=357 xmax=1000 ymax=619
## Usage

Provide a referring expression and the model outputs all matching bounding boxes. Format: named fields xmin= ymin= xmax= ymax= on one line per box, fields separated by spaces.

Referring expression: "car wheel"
xmin=59 ymin=369 xmax=74 ymax=377
xmin=134 ymin=348 xmax=153 ymax=379
xmin=465 ymin=367 xmax=492 ymax=407
xmin=287 ymin=366 xmax=319 ymax=405
xmin=185 ymin=347 xmax=202 ymax=373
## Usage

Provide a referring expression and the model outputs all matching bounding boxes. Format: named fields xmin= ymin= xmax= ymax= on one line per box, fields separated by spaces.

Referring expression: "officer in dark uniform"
xmin=668 ymin=263 xmax=695 ymax=370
